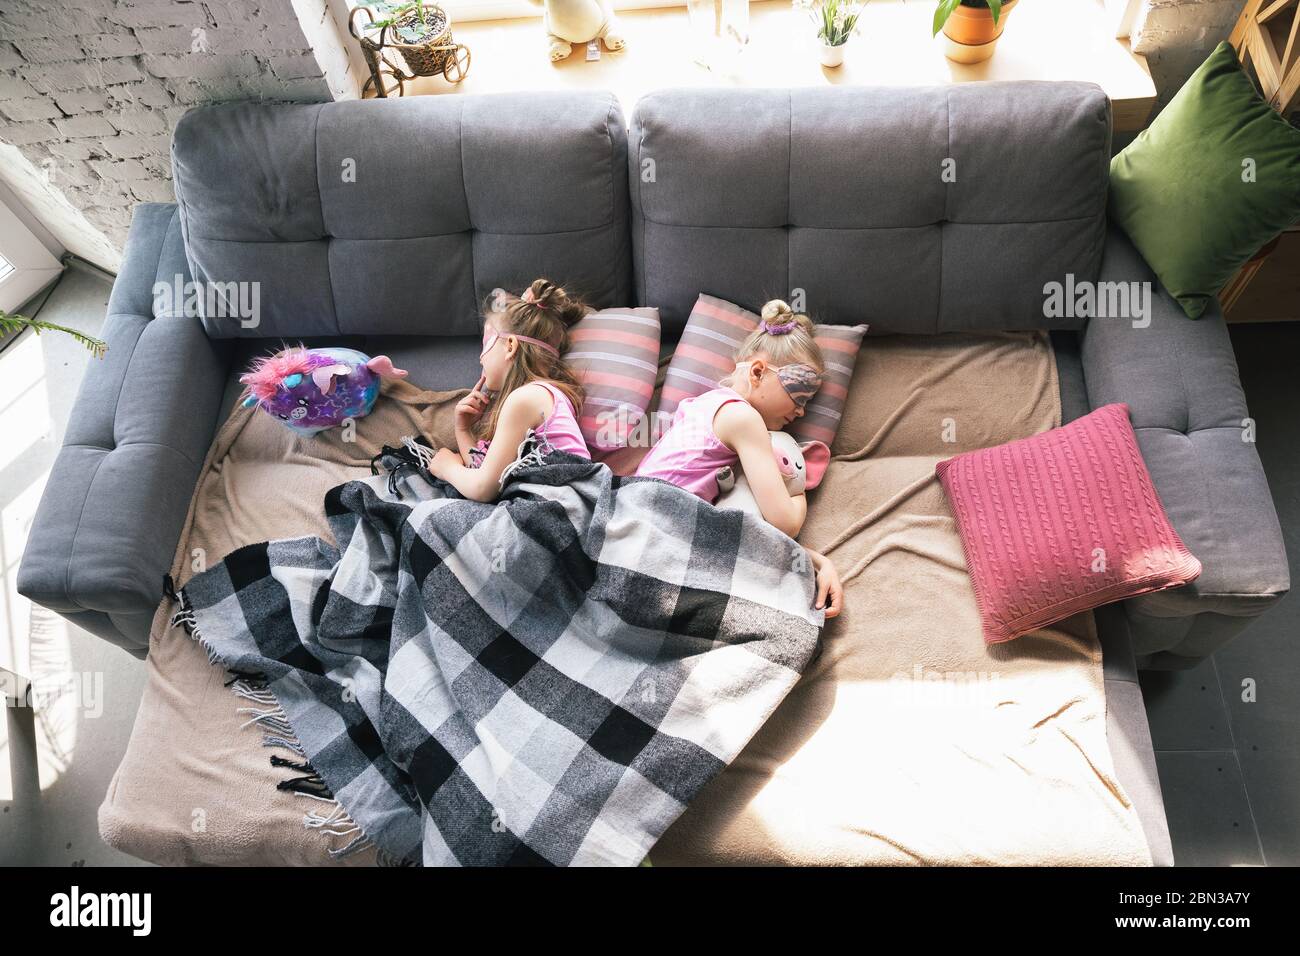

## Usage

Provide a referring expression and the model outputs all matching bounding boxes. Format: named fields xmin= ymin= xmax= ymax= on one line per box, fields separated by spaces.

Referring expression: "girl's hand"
xmin=807 ymin=549 xmax=843 ymax=618
xmin=455 ymin=375 xmax=491 ymax=432
xmin=438 ymin=387 xmax=549 ymax=503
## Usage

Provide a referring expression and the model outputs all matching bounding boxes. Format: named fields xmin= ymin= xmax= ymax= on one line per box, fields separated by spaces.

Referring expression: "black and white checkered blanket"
xmin=172 ymin=441 xmax=823 ymax=866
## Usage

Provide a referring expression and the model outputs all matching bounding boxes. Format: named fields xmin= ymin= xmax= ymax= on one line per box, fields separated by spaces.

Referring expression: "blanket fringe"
xmin=167 ymin=585 xmax=383 ymax=864
xmin=372 ymin=435 xmax=435 ymax=497
xmin=400 ymin=435 xmax=435 ymax=472
xmin=383 ymin=431 xmax=553 ymax=495
xmin=496 ymin=431 xmax=553 ymax=488
xmin=301 ymin=798 xmax=373 ymax=859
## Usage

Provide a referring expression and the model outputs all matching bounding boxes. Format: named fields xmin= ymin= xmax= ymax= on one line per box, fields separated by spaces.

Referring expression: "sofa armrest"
xmin=1080 ymin=224 xmax=1289 ymax=667
xmin=17 ymin=204 xmax=232 ymax=658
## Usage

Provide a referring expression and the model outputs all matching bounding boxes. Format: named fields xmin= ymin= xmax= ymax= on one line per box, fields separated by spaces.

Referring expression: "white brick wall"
xmin=0 ymin=0 xmax=339 ymax=256
xmin=1132 ymin=0 xmax=1248 ymax=113
xmin=0 ymin=143 xmax=122 ymax=270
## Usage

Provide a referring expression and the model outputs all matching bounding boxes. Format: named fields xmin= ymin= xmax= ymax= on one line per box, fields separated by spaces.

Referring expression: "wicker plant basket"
xmin=390 ymin=4 xmax=457 ymax=77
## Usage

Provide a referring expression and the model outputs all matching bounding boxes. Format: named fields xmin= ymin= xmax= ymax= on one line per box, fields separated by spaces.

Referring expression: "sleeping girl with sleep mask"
xmin=635 ymin=298 xmax=843 ymax=617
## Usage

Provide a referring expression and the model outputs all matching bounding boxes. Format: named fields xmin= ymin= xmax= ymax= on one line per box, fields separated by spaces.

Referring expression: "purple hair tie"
xmin=760 ymin=318 xmax=798 ymax=335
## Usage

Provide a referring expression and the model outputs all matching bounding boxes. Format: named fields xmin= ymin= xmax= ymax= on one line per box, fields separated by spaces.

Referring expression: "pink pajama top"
xmin=634 ymin=387 xmax=744 ymax=503
xmin=469 ymin=381 xmax=590 ymax=465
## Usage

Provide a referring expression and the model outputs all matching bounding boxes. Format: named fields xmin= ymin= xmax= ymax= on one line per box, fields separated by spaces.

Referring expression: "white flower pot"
xmin=819 ymin=41 xmax=845 ymax=68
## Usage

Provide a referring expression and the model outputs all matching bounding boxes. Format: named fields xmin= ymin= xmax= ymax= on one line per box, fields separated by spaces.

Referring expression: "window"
xmin=0 ymin=198 xmax=62 ymax=315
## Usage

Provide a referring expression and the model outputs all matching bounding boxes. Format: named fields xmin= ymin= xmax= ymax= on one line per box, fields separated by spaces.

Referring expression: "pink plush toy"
xmin=715 ymin=430 xmax=831 ymax=516
xmin=240 ymin=346 xmax=407 ymax=435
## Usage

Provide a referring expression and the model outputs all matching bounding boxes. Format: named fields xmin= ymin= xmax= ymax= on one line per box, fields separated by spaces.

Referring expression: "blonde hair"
xmin=476 ymin=278 xmax=586 ymax=441
xmin=721 ymin=299 xmax=824 ymax=391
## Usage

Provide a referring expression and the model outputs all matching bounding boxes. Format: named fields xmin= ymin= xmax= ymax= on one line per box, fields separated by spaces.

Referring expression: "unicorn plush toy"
xmin=240 ymin=346 xmax=408 ymax=435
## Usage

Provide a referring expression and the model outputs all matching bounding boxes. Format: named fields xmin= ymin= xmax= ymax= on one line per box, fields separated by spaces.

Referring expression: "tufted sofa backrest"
xmin=170 ymin=92 xmax=632 ymax=338
xmin=628 ymin=83 xmax=1113 ymax=336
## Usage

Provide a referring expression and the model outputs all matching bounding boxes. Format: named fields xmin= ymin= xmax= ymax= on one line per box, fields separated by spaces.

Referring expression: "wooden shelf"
xmin=1226 ymin=230 xmax=1300 ymax=323
xmin=394 ymin=0 xmax=1156 ymax=130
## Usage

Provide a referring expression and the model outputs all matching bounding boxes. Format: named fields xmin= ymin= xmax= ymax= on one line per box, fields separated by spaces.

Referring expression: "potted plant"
xmin=796 ymin=0 xmax=868 ymax=67
xmin=1 ymin=309 xmax=107 ymax=358
xmin=933 ymin=0 xmax=1017 ymax=64
xmin=361 ymin=2 xmax=462 ymax=79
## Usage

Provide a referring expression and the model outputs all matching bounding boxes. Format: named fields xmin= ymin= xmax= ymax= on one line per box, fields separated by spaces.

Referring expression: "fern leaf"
xmin=0 ymin=309 xmax=108 ymax=359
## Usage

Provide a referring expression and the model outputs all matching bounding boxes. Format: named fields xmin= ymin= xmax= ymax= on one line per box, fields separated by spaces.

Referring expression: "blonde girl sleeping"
xmin=636 ymin=299 xmax=844 ymax=617
xmin=427 ymin=279 xmax=590 ymax=501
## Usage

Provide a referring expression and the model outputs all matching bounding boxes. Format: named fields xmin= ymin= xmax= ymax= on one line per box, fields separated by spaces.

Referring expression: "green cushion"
xmin=1108 ymin=41 xmax=1300 ymax=318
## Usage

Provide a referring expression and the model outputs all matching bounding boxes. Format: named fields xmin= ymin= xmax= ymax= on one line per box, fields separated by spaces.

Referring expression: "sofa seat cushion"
xmin=101 ymin=329 xmax=1155 ymax=867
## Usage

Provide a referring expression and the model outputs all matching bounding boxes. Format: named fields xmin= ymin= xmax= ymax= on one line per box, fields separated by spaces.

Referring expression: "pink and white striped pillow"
xmin=795 ymin=324 xmax=869 ymax=447
xmin=659 ymin=295 xmax=756 ymax=417
xmin=660 ymin=294 xmax=868 ymax=447
xmin=564 ymin=306 xmax=661 ymax=453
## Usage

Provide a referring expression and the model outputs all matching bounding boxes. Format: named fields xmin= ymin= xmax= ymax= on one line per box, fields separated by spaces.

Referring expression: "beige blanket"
xmin=99 ymin=380 xmax=461 ymax=866
xmin=100 ymin=332 xmax=1151 ymax=866
xmin=649 ymin=331 xmax=1151 ymax=865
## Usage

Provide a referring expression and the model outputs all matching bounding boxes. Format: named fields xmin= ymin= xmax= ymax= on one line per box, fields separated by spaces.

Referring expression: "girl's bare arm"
xmin=713 ymin=401 xmax=807 ymax=539
xmin=431 ymin=385 xmax=549 ymax=502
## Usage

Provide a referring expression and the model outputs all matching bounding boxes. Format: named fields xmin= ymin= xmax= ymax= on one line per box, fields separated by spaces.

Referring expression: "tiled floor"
xmin=1 ymin=270 xmax=1297 ymax=867
xmin=1137 ymin=321 xmax=1300 ymax=867
xmin=0 ymin=265 xmax=150 ymax=866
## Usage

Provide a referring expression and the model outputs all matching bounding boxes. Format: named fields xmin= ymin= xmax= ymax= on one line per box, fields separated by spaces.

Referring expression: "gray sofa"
xmin=17 ymin=85 xmax=1290 ymax=866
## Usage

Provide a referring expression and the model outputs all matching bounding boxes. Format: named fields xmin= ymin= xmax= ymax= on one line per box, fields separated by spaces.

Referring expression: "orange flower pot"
xmin=942 ymin=0 xmax=1017 ymax=63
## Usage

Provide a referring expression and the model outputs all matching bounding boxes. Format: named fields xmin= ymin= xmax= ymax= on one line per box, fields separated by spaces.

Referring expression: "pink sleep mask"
xmin=480 ymin=325 xmax=559 ymax=359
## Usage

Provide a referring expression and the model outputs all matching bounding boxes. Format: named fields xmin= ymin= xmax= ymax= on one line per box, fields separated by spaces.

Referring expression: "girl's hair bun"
xmin=759 ymin=298 xmax=813 ymax=335
xmin=522 ymin=278 xmax=586 ymax=326
xmin=761 ymin=299 xmax=794 ymax=321
xmin=721 ymin=297 xmax=825 ymax=390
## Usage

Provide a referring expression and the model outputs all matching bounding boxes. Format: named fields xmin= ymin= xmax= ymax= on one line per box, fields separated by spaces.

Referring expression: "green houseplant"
xmin=795 ymin=0 xmax=869 ymax=68
xmin=0 ymin=309 xmax=107 ymax=358
xmin=364 ymin=1 xmax=438 ymax=43
xmin=360 ymin=1 xmax=462 ymax=79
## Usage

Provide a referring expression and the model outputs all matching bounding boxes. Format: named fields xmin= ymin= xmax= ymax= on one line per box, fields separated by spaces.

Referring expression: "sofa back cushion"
xmin=628 ymin=83 xmax=1112 ymax=337
xmin=171 ymin=93 xmax=632 ymax=338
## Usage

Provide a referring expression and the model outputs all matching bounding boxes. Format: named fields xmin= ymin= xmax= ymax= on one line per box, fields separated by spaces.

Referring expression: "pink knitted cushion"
xmin=935 ymin=403 xmax=1202 ymax=644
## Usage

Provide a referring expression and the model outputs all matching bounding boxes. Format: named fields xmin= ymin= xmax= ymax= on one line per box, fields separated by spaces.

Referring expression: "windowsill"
xmin=375 ymin=0 xmax=1155 ymax=131
xmin=439 ymin=0 xmax=689 ymax=23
